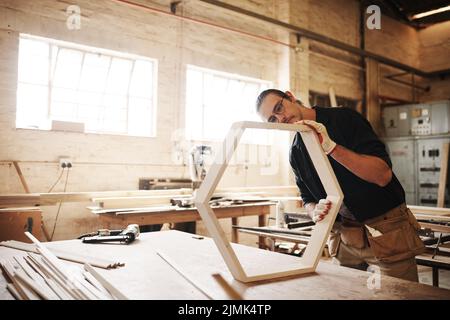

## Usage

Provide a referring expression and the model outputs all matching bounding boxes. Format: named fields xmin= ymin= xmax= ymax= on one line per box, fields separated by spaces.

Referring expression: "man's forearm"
xmin=329 ymin=144 xmax=392 ymax=187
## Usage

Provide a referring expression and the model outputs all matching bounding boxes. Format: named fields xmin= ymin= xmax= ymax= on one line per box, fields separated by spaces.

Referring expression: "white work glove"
xmin=297 ymin=120 xmax=337 ymax=155
xmin=311 ymin=199 xmax=331 ymax=223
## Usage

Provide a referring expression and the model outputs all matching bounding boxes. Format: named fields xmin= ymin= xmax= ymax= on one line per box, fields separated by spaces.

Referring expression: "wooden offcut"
xmin=437 ymin=142 xmax=450 ymax=208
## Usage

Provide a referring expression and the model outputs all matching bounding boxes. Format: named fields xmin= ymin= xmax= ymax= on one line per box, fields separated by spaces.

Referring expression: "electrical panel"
xmin=431 ymin=101 xmax=450 ymax=135
xmin=384 ymin=139 xmax=416 ymax=205
xmin=411 ymin=104 xmax=432 ymax=135
xmin=382 ymin=100 xmax=450 ymax=137
xmin=384 ymin=135 xmax=450 ymax=207
xmin=382 ymin=106 xmax=411 ymax=137
xmin=417 ymin=138 xmax=450 ymax=206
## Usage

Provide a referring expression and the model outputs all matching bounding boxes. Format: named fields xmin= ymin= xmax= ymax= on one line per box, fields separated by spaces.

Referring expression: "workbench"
xmin=95 ymin=202 xmax=274 ymax=245
xmin=1 ymin=230 xmax=449 ymax=300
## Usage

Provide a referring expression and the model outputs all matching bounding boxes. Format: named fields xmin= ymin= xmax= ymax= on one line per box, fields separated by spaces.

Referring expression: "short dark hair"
xmin=255 ymin=89 xmax=289 ymax=113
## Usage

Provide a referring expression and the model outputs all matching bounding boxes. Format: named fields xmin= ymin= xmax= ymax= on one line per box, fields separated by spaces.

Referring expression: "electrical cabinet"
xmin=417 ymin=137 xmax=450 ymax=206
xmin=384 ymin=138 xmax=416 ymax=205
xmin=384 ymin=135 xmax=450 ymax=207
xmin=382 ymin=100 xmax=450 ymax=137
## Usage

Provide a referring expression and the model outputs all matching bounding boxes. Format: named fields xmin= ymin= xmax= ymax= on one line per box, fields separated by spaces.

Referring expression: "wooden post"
xmin=258 ymin=214 xmax=267 ymax=249
xmin=12 ymin=161 xmax=30 ymax=193
xmin=437 ymin=143 xmax=450 ymax=208
xmin=366 ymin=58 xmax=381 ymax=135
xmin=329 ymin=87 xmax=337 ymax=107
xmin=231 ymin=217 xmax=239 ymax=243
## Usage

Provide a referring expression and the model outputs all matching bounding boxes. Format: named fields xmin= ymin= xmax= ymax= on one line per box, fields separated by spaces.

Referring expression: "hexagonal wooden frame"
xmin=194 ymin=121 xmax=343 ymax=282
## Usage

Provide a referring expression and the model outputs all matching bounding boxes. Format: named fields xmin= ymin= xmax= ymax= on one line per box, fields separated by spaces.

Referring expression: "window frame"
xmin=16 ymin=33 xmax=158 ymax=138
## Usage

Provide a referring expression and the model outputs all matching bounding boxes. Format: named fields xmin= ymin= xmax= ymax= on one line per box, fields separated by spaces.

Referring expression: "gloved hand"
xmin=297 ymin=120 xmax=337 ymax=155
xmin=311 ymin=199 xmax=331 ymax=223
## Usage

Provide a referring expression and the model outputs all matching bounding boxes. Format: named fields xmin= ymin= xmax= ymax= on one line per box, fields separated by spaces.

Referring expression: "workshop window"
xmin=16 ymin=34 xmax=157 ymax=137
xmin=185 ymin=65 xmax=273 ymax=144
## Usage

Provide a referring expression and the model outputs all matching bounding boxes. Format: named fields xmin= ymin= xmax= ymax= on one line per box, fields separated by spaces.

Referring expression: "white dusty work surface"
xmin=1 ymin=230 xmax=450 ymax=300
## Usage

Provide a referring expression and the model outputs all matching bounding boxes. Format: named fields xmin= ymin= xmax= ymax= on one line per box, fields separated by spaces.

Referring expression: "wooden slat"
xmin=408 ymin=205 xmax=450 ymax=216
xmin=212 ymin=273 xmax=242 ymax=300
xmin=437 ymin=143 xmax=450 ymax=208
xmin=366 ymin=58 xmax=381 ymax=135
xmin=84 ymin=264 xmax=128 ymax=300
xmin=329 ymin=86 xmax=338 ymax=107
xmin=419 ymin=222 xmax=450 ymax=233
xmin=12 ymin=161 xmax=30 ymax=193
xmin=0 ymin=240 xmax=123 ymax=269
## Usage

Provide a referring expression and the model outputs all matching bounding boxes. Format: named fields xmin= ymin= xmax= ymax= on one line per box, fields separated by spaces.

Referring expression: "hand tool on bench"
xmin=79 ymin=224 xmax=140 ymax=244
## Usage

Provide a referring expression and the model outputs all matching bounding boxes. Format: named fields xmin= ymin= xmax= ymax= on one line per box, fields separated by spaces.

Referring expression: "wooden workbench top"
xmin=1 ymin=230 xmax=449 ymax=300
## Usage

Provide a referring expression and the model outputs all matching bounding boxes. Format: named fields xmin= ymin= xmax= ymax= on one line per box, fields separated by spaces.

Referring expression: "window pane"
xmin=130 ymin=60 xmax=153 ymax=98
xmin=105 ymin=58 xmax=133 ymax=95
xmin=16 ymin=83 xmax=48 ymax=128
xmin=185 ymin=69 xmax=203 ymax=140
xmin=185 ymin=65 xmax=272 ymax=144
xmin=129 ymin=97 xmax=152 ymax=137
xmin=79 ymin=53 xmax=110 ymax=92
xmin=18 ymin=38 xmax=49 ymax=85
xmin=53 ymin=48 xmax=83 ymax=89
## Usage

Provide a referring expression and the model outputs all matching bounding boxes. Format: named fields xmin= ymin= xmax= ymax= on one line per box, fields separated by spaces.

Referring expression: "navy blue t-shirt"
xmin=289 ymin=106 xmax=405 ymax=222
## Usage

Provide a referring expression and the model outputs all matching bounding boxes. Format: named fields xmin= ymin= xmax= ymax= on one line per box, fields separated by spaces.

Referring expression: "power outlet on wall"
xmin=59 ymin=157 xmax=73 ymax=168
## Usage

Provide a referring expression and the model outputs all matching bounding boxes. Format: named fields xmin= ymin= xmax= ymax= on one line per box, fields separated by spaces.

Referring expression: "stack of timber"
xmin=408 ymin=205 xmax=450 ymax=233
xmin=0 ymin=240 xmax=123 ymax=269
xmin=0 ymin=233 xmax=127 ymax=300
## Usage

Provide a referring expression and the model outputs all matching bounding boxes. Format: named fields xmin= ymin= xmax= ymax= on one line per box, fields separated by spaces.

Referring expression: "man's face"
xmin=258 ymin=93 xmax=302 ymax=124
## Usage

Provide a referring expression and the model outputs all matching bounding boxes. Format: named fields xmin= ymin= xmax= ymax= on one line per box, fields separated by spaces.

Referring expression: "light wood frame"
xmin=194 ymin=121 xmax=343 ymax=282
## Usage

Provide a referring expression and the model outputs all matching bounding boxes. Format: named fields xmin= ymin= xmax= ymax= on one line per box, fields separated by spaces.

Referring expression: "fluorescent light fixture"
xmin=412 ymin=5 xmax=450 ymax=20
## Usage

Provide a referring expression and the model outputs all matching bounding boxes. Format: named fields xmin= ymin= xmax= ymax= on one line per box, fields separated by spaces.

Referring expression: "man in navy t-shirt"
xmin=256 ymin=89 xmax=424 ymax=281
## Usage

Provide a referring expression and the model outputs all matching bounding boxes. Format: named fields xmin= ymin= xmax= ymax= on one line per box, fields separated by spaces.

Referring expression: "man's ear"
xmin=285 ymin=91 xmax=296 ymax=102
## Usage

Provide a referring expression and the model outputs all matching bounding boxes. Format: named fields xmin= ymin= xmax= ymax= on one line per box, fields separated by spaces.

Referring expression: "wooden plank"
xmin=42 ymin=189 xmax=192 ymax=203
xmin=0 ymin=260 xmax=39 ymax=300
xmin=419 ymin=222 xmax=450 ymax=233
xmin=84 ymin=264 xmax=128 ymax=300
xmin=237 ymin=228 xmax=310 ymax=244
xmin=0 ymin=195 xmax=44 ymax=208
xmin=93 ymin=195 xmax=191 ymax=209
xmin=12 ymin=161 xmax=30 ymax=194
xmin=0 ymin=240 xmax=123 ymax=269
xmin=414 ymin=214 xmax=450 ymax=222
xmin=0 ymin=189 xmax=192 ymax=208
xmin=98 ymin=203 xmax=272 ymax=228
xmin=212 ymin=273 xmax=242 ymax=300
xmin=0 ymin=188 xmax=293 ymax=208
xmin=437 ymin=143 xmax=450 ymax=208
xmin=408 ymin=205 xmax=450 ymax=216
xmin=156 ymin=251 xmax=213 ymax=300
xmin=329 ymin=86 xmax=338 ymax=107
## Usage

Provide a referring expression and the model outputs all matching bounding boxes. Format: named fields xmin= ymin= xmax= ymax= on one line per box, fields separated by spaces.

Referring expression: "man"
xmin=256 ymin=89 xmax=425 ymax=282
